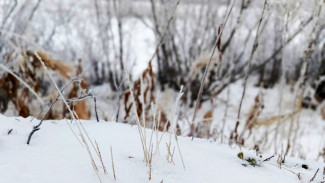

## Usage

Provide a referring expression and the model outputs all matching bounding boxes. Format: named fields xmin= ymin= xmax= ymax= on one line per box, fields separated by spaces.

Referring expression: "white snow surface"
xmin=0 ymin=114 xmax=324 ymax=183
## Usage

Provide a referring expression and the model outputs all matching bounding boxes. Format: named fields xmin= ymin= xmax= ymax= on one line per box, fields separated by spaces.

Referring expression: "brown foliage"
xmin=123 ymin=61 xmax=174 ymax=132
xmin=73 ymin=100 xmax=91 ymax=120
xmin=0 ymin=74 xmax=30 ymax=117
xmin=0 ymin=74 xmax=19 ymax=112
xmin=0 ymin=50 xmax=74 ymax=119
xmin=124 ymin=61 xmax=155 ymax=120
xmin=233 ymin=93 xmax=264 ymax=145
xmin=26 ymin=51 xmax=72 ymax=79
xmin=16 ymin=88 xmax=30 ymax=117
xmin=204 ymin=110 xmax=213 ymax=120
xmin=244 ymin=94 xmax=264 ymax=133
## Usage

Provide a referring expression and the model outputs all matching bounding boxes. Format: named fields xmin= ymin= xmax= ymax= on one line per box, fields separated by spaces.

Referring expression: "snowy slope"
xmin=0 ymin=114 xmax=324 ymax=183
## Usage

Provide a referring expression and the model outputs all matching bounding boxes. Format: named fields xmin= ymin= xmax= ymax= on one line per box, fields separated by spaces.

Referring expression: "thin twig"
xmin=0 ymin=0 xmax=17 ymax=35
xmin=26 ymin=78 xmax=82 ymax=145
xmin=232 ymin=0 xmax=268 ymax=144
xmin=310 ymin=168 xmax=319 ymax=182
xmin=190 ymin=0 xmax=236 ymax=139
xmin=148 ymin=0 xmax=181 ymax=64
xmin=34 ymin=51 xmax=102 ymax=183
xmin=263 ymin=155 xmax=275 ymax=162
xmin=94 ymin=97 xmax=99 ymax=122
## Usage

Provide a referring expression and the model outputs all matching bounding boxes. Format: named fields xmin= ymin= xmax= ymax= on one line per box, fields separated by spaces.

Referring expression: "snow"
xmin=0 ymin=114 xmax=324 ymax=183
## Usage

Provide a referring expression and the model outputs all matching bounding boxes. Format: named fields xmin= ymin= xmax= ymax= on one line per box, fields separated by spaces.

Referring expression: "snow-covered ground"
xmin=1 ymin=114 xmax=324 ymax=183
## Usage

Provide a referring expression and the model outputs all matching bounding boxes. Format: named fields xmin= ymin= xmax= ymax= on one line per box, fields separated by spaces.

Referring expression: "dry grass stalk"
xmin=148 ymin=104 xmax=159 ymax=155
xmin=34 ymin=51 xmax=103 ymax=183
xmin=231 ymin=0 xmax=268 ymax=145
xmin=110 ymin=145 xmax=117 ymax=181
xmin=149 ymin=87 xmax=184 ymax=168
xmin=147 ymin=105 xmax=160 ymax=180
xmin=277 ymin=145 xmax=285 ymax=169
xmin=126 ymin=74 xmax=150 ymax=164
xmin=148 ymin=146 xmax=153 ymax=180
xmin=95 ymin=141 xmax=108 ymax=174
xmin=255 ymin=110 xmax=301 ymax=127
xmin=154 ymin=111 xmax=164 ymax=155
xmin=165 ymin=86 xmax=186 ymax=169
xmin=277 ymin=154 xmax=283 ymax=169
xmin=174 ymin=134 xmax=185 ymax=170
xmin=166 ymin=143 xmax=176 ymax=164
xmin=126 ymin=74 xmax=185 ymax=179
xmin=123 ymin=0 xmax=182 ymax=179
xmin=285 ymin=4 xmax=322 ymax=156
xmin=126 ymin=74 xmax=158 ymax=180
xmin=264 ymin=161 xmax=301 ymax=180
xmin=140 ymin=77 xmax=148 ymax=154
